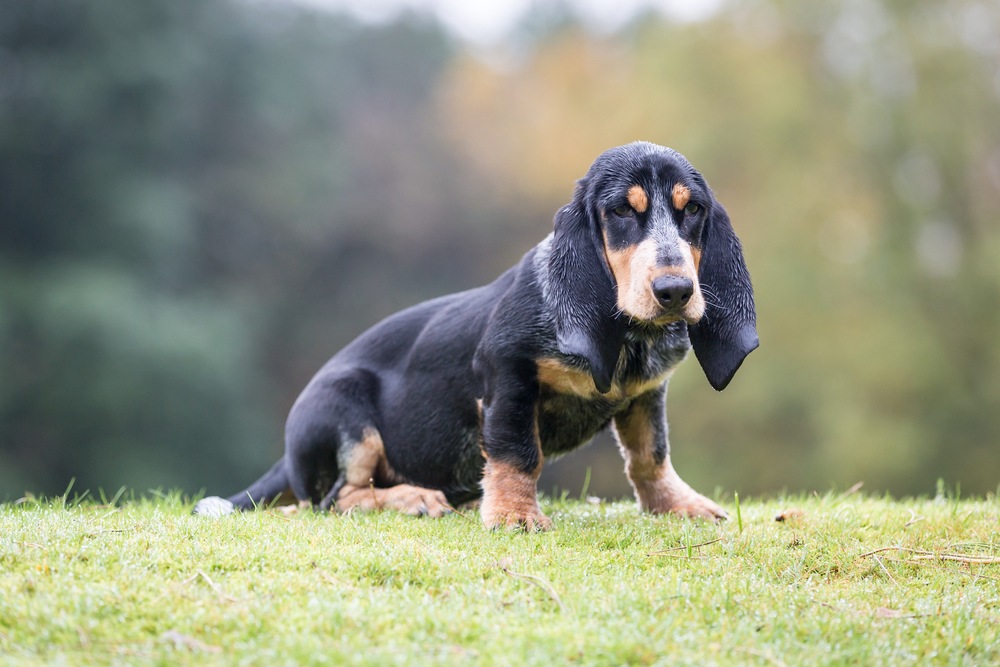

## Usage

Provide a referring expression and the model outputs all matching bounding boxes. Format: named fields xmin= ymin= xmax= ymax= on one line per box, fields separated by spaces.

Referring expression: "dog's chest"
xmin=535 ymin=332 xmax=688 ymax=455
xmin=536 ymin=391 xmax=624 ymax=456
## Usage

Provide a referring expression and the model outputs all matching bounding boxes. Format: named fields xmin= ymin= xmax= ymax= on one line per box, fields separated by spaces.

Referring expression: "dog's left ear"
xmin=688 ymin=200 xmax=759 ymax=391
xmin=548 ymin=186 xmax=627 ymax=394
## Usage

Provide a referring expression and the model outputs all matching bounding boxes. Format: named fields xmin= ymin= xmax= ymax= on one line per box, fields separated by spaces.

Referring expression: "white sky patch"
xmin=432 ymin=0 xmax=535 ymax=44
xmin=278 ymin=0 xmax=724 ymax=44
xmin=572 ymin=0 xmax=730 ymax=34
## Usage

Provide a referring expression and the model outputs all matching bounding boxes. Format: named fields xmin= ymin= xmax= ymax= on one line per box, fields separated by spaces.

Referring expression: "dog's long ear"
xmin=688 ymin=201 xmax=758 ymax=391
xmin=548 ymin=187 xmax=627 ymax=394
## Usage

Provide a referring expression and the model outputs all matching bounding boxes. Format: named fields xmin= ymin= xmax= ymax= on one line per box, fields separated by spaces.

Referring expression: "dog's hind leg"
xmin=194 ymin=369 xmax=373 ymax=517
xmin=229 ymin=458 xmax=294 ymax=509
xmin=285 ymin=369 xmax=450 ymax=518
xmin=324 ymin=426 xmax=450 ymax=518
xmin=283 ymin=370 xmax=380 ymax=507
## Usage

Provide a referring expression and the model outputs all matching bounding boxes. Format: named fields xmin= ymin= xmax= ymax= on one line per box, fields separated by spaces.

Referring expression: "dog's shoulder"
xmin=473 ymin=236 xmax=561 ymax=360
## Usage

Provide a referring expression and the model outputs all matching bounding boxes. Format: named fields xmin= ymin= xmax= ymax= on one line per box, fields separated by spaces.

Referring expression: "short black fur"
xmin=195 ymin=142 xmax=758 ymax=521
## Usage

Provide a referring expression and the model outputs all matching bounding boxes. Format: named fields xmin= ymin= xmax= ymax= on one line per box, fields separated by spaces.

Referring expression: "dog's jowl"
xmin=194 ymin=142 xmax=758 ymax=530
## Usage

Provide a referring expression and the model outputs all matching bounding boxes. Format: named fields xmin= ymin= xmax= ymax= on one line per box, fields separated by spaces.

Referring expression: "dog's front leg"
xmin=478 ymin=368 xmax=551 ymax=531
xmin=612 ymin=387 xmax=728 ymax=521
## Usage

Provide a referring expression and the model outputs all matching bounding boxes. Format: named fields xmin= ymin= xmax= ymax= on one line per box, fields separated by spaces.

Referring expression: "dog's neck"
xmin=534 ymin=233 xmax=689 ymax=386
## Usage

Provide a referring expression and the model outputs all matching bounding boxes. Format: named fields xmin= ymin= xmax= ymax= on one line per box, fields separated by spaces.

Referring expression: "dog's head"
xmin=549 ymin=142 xmax=758 ymax=392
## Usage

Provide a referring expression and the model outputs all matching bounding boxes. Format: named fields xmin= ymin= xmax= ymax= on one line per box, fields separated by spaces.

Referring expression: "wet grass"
xmin=1 ymin=489 xmax=998 ymax=665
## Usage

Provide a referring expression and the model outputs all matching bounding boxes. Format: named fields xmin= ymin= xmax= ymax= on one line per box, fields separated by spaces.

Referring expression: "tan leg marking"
xmin=613 ymin=404 xmax=727 ymax=521
xmin=336 ymin=484 xmax=450 ymax=518
xmin=480 ymin=459 xmax=551 ymax=531
xmin=335 ymin=427 xmax=449 ymax=517
xmin=341 ymin=427 xmax=385 ymax=487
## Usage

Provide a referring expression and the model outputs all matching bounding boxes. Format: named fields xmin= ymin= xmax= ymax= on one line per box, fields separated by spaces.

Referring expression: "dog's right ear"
xmin=547 ymin=183 xmax=627 ymax=394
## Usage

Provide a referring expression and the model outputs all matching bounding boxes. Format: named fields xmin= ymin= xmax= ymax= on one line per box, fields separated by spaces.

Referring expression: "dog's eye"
xmin=612 ymin=205 xmax=632 ymax=217
xmin=684 ymin=202 xmax=701 ymax=216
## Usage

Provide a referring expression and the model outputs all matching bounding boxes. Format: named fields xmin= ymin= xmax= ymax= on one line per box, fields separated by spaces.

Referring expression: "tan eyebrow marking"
xmin=627 ymin=185 xmax=649 ymax=214
xmin=672 ymin=183 xmax=691 ymax=210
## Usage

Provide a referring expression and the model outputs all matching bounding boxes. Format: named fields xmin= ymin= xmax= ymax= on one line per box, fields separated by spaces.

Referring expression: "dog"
xmin=194 ymin=142 xmax=758 ymax=530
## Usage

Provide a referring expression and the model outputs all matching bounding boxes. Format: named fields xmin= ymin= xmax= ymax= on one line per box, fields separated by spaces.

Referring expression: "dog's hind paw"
xmin=335 ymin=484 xmax=452 ymax=518
xmin=193 ymin=496 xmax=235 ymax=517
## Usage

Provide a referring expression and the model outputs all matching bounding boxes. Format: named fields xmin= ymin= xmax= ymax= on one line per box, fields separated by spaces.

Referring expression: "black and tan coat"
xmin=195 ymin=142 xmax=758 ymax=530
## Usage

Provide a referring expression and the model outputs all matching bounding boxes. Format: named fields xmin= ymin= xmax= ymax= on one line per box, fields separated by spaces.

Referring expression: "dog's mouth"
xmin=650 ymin=305 xmax=704 ymax=327
xmin=651 ymin=309 xmax=700 ymax=326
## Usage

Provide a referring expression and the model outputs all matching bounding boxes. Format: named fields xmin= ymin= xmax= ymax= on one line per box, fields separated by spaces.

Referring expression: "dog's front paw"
xmin=667 ymin=492 xmax=728 ymax=522
xmin=481 ymin=503 xmax=552 ymax=532
xmin=193 ymin=496 xmax=235 ymax=517
xmin=479 ymin=459 xmax=551 ymax=531
xmin=633 ymin=470 xmax=728 ymax=522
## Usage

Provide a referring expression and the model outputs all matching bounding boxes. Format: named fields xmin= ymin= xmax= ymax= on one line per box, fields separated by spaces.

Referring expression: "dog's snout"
xmin=652 ymin=275 xmax=693 ymax=309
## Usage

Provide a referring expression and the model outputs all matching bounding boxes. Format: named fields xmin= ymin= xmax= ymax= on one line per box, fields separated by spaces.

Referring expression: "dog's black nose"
xmin=652 ymin=275 xmax=693 ymax=308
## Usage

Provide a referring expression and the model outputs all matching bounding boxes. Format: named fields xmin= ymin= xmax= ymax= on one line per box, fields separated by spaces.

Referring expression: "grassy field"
xmin=1 ymin=488 xmax=998 ymax=666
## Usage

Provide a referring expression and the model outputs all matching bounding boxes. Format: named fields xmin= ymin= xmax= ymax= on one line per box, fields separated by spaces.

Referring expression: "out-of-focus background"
xmin=2 ymin=0 xmax=999 ymax=502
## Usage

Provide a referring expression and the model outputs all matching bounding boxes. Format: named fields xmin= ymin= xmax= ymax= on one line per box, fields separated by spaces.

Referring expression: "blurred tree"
xmin=439 ymin=0 xmax=1000 ymax=497
xmin=0 ymin=0 xmax=456 ymax=498
xmin=1 ymin=0 xmax=997 ymax=502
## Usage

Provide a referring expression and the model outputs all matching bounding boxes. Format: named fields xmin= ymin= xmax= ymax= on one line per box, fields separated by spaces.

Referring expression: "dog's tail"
xmin=193 ymin=457 xmax=292 ymax=517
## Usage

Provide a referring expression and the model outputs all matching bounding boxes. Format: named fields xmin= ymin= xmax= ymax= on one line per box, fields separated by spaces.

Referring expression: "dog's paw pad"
xmin=193 ymin=496 xmax=235 ymax=517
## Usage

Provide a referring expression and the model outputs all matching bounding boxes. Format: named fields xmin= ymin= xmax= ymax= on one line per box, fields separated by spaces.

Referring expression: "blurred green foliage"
xmin=1 ymin=0 xmax=998 ymax=501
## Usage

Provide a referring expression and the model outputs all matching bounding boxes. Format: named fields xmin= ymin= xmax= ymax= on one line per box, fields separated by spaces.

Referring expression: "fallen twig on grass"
xmin=858 ymin=546 xmax=1000 ymax=563
xmin=878 ymin=556 xmax=1000 ymax=583
xmin=911 ymin=553 xmax=1000 ymax=564
xmin=858 ymin=545 xmax=1000 ymax=573
xmin=442 ymin=503 xmax=474 ymax=522
xmin=497 ymin=558 xmax=565 ymax=612
xmin=874 ymin=606 xmax=929 ymax=620
xmin=183 ymin=570 xmax=239 ymax=603
xmin=160 ymin=630 xmax=222 ymax=654
xmin=839 ymin=481 xmax=864 ymax=498
xmin=647 ymin=537 xmax=722 ymax=557
xmin=872 ymin=555 xmax=899 ymax=587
